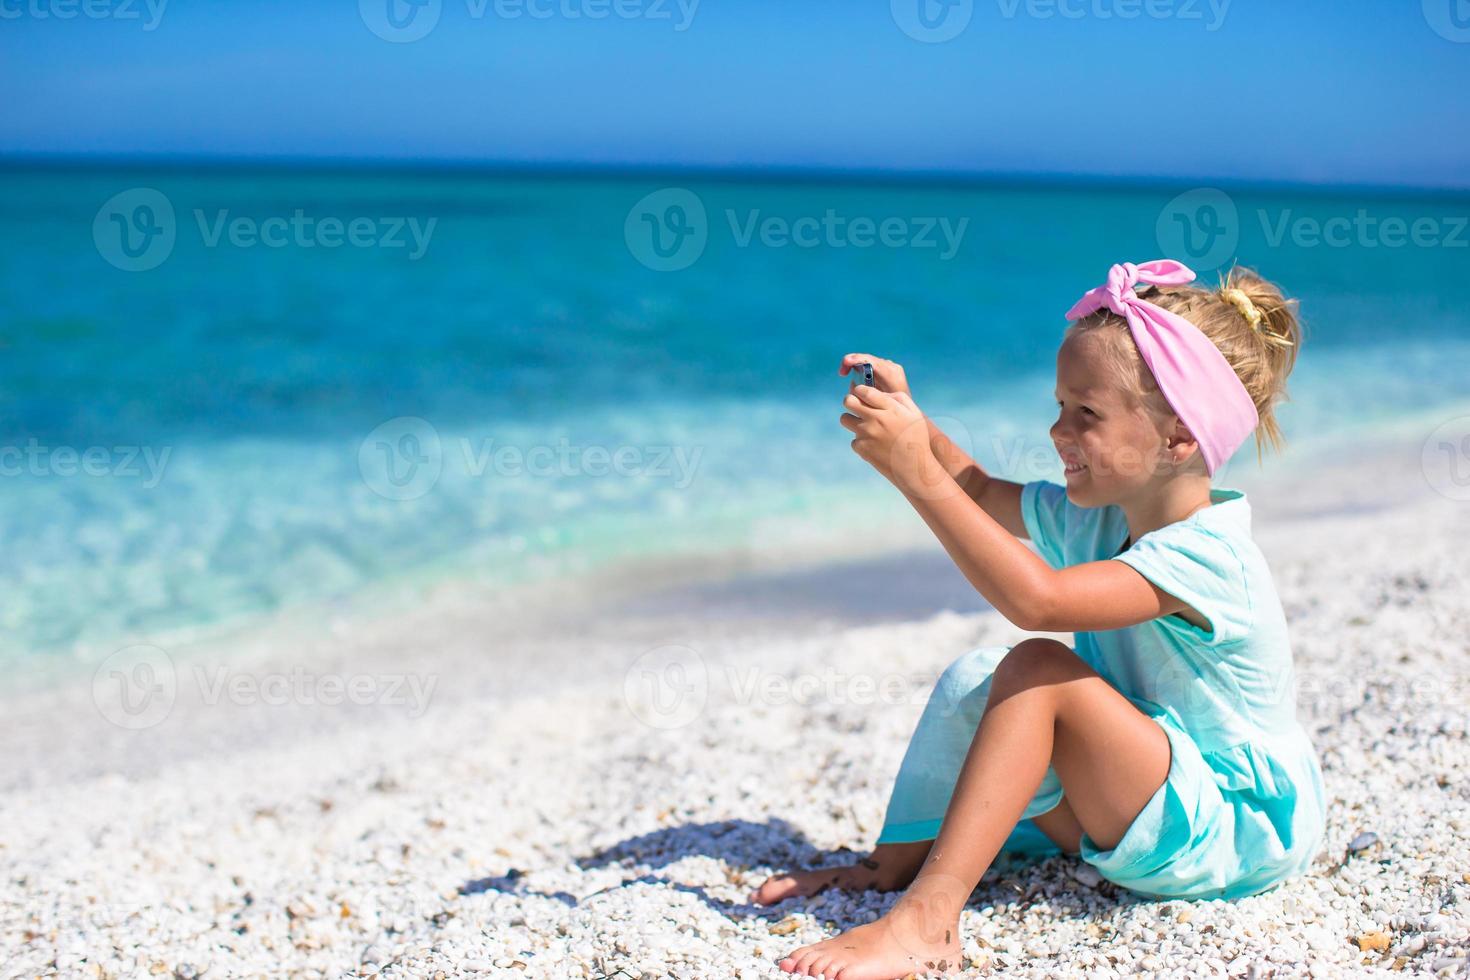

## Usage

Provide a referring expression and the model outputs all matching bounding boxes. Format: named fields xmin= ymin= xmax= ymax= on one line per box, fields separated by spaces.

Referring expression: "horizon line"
xmin=2 ymin=152 xmax=1468 ymax=199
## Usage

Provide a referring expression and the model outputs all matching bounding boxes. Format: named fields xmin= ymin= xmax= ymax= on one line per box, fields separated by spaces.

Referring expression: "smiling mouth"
xmin=1064 ymin=460 xmax=1089 ymax=476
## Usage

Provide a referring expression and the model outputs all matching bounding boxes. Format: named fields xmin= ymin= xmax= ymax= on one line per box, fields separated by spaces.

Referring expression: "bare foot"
xmin=749 ymin=841 xmax=931 ymax=906
xmin=777 ymin=882 xmax=964 ymax=979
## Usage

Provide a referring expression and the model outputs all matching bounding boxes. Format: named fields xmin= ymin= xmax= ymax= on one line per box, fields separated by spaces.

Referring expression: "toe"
xmin=778 ymin=944 xmax=814 ymax=974
xmin=808 ymin=953 xmax=837 ymax=978
xmin=791 ymin=946 xmax=826 ymax=976
xmin=754 ymin=875 xmax=796 ymax=905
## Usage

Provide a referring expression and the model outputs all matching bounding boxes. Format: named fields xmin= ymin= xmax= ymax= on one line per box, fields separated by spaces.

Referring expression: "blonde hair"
xmin=1065 ymin=264 xmax=1304 ymax=465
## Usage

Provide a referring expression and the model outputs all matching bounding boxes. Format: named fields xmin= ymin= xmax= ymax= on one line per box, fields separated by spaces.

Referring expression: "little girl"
xmin=754 ymin=260 xmax=1327 ymax=980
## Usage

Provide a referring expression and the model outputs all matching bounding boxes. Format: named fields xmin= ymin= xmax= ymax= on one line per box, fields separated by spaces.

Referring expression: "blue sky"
xmin=2 ymin=0 xmax=1468 ymax=187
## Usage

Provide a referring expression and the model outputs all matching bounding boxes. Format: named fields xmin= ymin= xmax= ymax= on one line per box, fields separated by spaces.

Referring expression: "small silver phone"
xmin=849 ymin=361 xmax=875 ymax=386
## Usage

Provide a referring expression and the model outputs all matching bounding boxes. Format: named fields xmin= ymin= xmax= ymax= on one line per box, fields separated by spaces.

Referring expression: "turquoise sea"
xmin=3 ymin=166 xmax=1468 ymax=663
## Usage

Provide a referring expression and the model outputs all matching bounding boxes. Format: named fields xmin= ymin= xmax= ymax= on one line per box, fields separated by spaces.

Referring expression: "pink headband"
xmin=1064 ymin=259 xmax=1259 ymax=477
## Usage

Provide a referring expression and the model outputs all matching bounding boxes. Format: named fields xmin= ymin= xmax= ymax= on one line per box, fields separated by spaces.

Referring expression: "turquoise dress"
xmin=875 ymin=481 xmax=1327 ymax=901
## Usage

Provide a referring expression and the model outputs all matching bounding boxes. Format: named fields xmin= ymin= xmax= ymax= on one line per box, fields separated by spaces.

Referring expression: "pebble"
xmin=1072 ymin=865 xmax=1103 ymax=888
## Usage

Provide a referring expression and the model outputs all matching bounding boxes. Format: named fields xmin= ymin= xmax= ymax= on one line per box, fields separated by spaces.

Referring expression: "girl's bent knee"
xmin=994 ymin=639 xmax=1085 ymax=688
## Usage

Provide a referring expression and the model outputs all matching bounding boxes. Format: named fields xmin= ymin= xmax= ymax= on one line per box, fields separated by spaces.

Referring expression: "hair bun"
xmin=1218 ymin=267 xmax=1299 ymax=351
xmin=1221 ymin=287 xmax=1264 ymax=330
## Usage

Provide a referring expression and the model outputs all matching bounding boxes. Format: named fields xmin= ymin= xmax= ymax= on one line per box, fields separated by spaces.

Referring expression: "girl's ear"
xmin=1165 ymin=417 xmax=1202 ymax=467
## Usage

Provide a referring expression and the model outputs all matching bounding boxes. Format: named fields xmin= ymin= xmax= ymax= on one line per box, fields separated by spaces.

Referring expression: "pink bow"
xmin=1064 ymin=260 xmax=1259 ymax=477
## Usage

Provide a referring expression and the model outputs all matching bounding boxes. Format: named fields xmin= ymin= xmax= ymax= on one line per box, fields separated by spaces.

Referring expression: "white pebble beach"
xmin=4 ymin=431 xmax=1469 ymax=979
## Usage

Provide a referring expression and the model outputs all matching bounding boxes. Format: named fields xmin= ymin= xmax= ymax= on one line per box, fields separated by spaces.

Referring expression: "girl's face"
xmin=1049 ymin=331 xmax=1177 ymax=507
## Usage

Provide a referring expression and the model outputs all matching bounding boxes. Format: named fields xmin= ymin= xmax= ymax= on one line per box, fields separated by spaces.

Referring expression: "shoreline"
xmin=1 ymin=426 xmax=1449 ymax=789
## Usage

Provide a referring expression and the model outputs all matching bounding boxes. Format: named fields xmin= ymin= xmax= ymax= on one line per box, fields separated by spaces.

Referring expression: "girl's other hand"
xmin=841 ymin=383 xmax=943 ymax=493
xmin=839 ymin=353 xmax=911 ymax=397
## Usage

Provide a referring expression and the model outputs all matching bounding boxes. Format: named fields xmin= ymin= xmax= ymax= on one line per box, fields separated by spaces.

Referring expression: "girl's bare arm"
xmin=926 ymin=418 xmax=1028 ymax=540
xmin=896 ymin=468 xmax=1189 ymax=633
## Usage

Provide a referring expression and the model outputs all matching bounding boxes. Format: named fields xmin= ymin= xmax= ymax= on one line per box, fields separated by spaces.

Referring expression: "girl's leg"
xmin=750 ymin=840 xmax=933 ymax=905
xmin=1030 ymin=794 xmax=1083 ymax=855
xmin=752 ymin=783 xmax=1084 ymax=904
xmin=777 ymin=638 xmax=1171 ymax=980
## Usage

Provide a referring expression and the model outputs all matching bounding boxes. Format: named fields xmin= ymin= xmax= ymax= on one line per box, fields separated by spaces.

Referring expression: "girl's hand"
xmin=839 ymin=353 xmax=911 ymax=397
xmin=841 ymin=383 xmax=948 ymax=495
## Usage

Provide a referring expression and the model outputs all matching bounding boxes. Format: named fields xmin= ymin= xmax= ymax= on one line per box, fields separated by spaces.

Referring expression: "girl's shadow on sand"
xmin=459 ymin=817 xmax=1128 ymax=923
